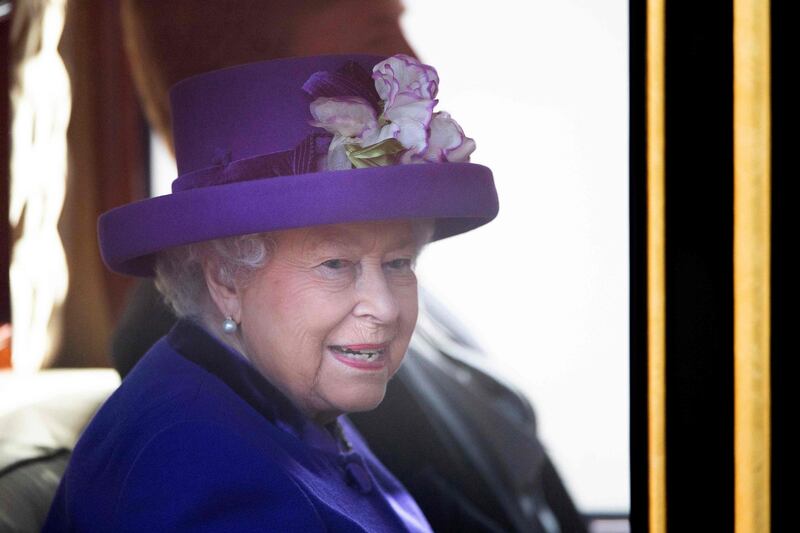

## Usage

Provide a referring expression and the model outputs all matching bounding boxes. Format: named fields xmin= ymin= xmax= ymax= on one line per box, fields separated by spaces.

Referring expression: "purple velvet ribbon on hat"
xmin=172 ymin=61 xmax=379 ymax=193
xmin=172 ymin=133 xmax=332 ymax=192
xmin=302 ymin=60 xmax=381 ymax=109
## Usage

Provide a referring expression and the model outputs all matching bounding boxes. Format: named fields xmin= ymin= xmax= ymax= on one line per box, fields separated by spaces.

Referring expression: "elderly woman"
xmin=44 ymin=54 xmax=497 ymax=531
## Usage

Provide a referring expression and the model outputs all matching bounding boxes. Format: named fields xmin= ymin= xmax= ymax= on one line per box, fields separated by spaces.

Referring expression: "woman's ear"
xmin=202 ymin=257 xmax=242 ymax=323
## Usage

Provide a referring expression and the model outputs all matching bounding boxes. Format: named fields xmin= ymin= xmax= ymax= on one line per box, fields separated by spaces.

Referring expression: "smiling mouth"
xmin=328 ymin=345 xmax=386 ymax=362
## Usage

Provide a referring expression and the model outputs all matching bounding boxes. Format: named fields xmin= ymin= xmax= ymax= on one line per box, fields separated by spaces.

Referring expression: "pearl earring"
xmin=222 ymin=316 xmax=238 ymax=334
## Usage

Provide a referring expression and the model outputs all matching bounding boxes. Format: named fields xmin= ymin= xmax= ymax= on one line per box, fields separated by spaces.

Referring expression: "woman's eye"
xmin=386 ymin=258 xmax=413 ymax=270
xmin=322 ymin=259 xmax=348 ymax=270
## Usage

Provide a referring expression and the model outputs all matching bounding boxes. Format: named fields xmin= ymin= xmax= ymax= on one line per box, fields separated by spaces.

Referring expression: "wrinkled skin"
xmin=206 ymin=221 xmax=422 ymax=425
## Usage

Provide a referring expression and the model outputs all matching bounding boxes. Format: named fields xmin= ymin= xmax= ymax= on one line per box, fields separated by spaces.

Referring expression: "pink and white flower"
xmin=309 ymin=54 xmax=474 ymax=170
xmin=421 ymin=112 xmax=475 ymax=163
xmin=372 ymin=54 xmax=439 ymax=109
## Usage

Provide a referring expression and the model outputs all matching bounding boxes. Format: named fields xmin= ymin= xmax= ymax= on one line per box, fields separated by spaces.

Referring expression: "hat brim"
xmin=98 ymin=162 xmax=498 ymax=276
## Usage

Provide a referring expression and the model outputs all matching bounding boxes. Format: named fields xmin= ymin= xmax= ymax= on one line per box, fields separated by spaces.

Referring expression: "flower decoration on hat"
xmin=303 ymin=54 xmax=475 ymax=171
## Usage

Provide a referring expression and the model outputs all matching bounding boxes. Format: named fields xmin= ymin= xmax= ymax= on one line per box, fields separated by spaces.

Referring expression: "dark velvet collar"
xmin=166 ymin=318 xmax=343 ymax=453
xmin=167 ymin=318 xmax=377 ymax=492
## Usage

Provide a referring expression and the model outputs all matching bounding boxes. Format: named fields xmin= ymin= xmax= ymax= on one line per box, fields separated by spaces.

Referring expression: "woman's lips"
xmin=340 ymin=343 xmax=389 ymax=351
xmin=328 ymin=345 xmax=389 ymax=371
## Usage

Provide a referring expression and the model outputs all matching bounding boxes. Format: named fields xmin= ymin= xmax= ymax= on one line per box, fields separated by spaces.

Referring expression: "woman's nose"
xmin=353 ymin=264 xmax=400 ymax=324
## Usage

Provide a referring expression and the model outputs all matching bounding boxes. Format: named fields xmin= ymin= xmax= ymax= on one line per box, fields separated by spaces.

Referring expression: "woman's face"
xmin=236 ymin=220 xmax=421 ymax=424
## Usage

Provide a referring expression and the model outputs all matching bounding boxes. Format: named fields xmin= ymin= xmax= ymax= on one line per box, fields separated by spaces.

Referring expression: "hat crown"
xmin=170 ymin=54 xmax=384 ymax=176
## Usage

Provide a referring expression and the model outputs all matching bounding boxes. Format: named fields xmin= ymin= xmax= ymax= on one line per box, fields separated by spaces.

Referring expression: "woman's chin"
xmin=325 ymin=384 xmax=388 ymax=415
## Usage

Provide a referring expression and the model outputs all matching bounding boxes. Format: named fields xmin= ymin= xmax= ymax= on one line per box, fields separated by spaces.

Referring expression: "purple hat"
xmin=98 ymin=54 xmax=498 ymax=276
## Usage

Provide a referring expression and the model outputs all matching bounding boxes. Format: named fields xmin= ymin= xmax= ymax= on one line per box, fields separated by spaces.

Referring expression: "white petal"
xmin=384 ymin=98 xmax=436 ymax=128
xmin=361 ymin=123 xmax=400 ymax=146
xmin=446 ymin=137 xmax=476 ymax=162
xmin=428 ymin=112 xmax=463 ymax=150
xmin=325 ymin=135 xmax=356 ymax=170
xmin=373 ymin=72 xmax=398 ymax=103
xmin=392 ymin=117 xmax=429 ymax=152
xmin=427 ymin=112 xmax=476 ymax=162
xmin=373 ymin=55 xmax=439 ymax=102
xmin=310 ymin=97 xmax=377 ymax=137
xmin=399 ymin=150 xmax=426 ymax=165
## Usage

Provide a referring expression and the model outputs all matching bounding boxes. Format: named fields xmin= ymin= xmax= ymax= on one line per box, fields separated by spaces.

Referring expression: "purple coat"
xmin=43 ymin=319 xmax=433 ymax=532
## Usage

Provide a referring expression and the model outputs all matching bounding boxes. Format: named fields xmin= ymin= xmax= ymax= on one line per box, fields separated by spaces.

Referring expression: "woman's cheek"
xmin=267 ymin=275 xmax=321 ymax=308
xmin=396 ymin=283 xmax=419 ymax=313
